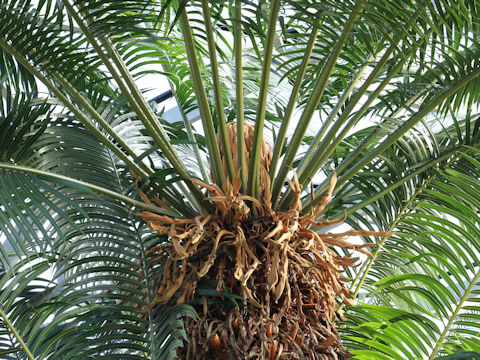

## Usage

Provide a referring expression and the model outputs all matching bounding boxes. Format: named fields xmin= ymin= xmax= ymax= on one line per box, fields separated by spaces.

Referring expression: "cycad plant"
xmin=1 ymin=0 xmax=480 ymax=359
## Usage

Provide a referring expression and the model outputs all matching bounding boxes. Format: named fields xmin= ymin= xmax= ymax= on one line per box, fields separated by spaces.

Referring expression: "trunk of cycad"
xmin=136 ymin=123 xmax=389 ymax=359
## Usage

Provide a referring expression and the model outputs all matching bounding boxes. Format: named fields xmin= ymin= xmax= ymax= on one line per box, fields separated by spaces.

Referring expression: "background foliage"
xmin=1 ymin=0 xmax=480 ymax=359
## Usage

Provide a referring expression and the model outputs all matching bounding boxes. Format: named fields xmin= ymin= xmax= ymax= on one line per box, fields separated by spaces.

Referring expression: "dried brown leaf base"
xmin=181 ymin=306 xmax=351 ymax=360
xmin=179 ymin=275 xmax=352 ymax=360
xmin=135 ymin=172 xmax=391 ymax=360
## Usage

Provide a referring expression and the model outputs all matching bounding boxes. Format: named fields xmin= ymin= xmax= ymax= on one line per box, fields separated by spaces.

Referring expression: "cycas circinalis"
xmin=1 ymin=0 xmax=480 ymax=359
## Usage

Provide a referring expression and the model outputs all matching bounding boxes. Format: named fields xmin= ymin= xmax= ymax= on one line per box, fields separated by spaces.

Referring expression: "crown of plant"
xmin=133 ymin=123 xmax=391 ymax=359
